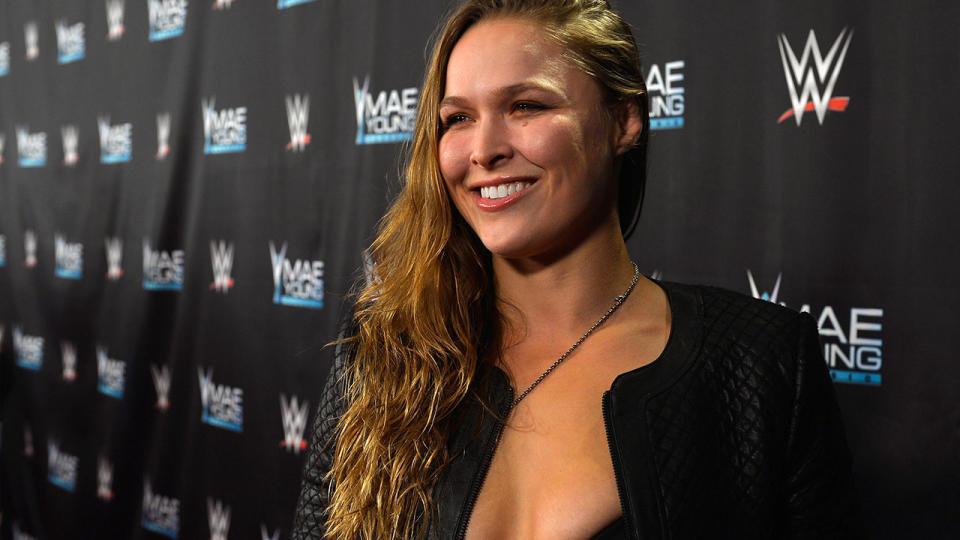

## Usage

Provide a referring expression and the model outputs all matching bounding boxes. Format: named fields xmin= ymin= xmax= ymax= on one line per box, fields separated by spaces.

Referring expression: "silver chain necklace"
xmin=511 ymin=261 xmax=641 ymax=408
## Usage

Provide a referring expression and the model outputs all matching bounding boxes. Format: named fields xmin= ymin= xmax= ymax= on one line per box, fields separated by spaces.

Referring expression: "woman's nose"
xmin=470 ymin=116 xmax=512 ymax=169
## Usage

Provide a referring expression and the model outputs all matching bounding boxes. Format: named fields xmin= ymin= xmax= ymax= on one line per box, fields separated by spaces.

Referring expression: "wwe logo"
xmin=106 ymin=0 xmax=125 ymax=40
xmin=747 ymin=270 xmax=784 ymax=305
xmin=260 ymin=525 xmax=280 ymax=540
xmin=24 ymin=230 xmax=37 ymax=267
xmin=97 ymin=457 xmax=114 ymax=500
xmin=777 ymin=27 xmax=853 ymax=125
xmin=105 ymin=237 xmax=123 ymax=279
xmin=61 ymin=341 xmax=78 ymax=381
xmin=156 ymin=113 xmax=170 ymax=159
xmin=25 ymin=22 xmax=39 ymax=60
xmin=151 ymin=364 xmax=171 ymax=410
xmin=209 ymin=240 xmax=235 ymax=293
xmin=62 ymin=126 xmax=79 ymax=165
xmin=213 ymin=0 xmax=235 ymax=9
xmin=279 ymin=394 xmax=309 ymax=453
xmin=207 ymin=498 xmax=231 ymax=540
xmin=285 ymin=94 xmax=311 ymax=151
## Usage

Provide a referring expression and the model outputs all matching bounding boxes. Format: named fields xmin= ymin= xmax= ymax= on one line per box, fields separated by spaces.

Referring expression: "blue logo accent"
xmin=19 ymin=157 xmax=45 ymax=167
xmin=650 ymin=117 xmax=684 ymax=130
xmin=143 ymin=519 xmax=179 ymax=539
xmin=355 ymin=131 xmax=412 ymax=145
xmin=16 ymin=357 xmax=42 ymax=370
xmin=143 ymin=280 xmax=182 ymax=291
xmin=278 ymin=0 xmax=316 ymax=8
xmin=58 ymin=50 xmax=84 ymax=64
xmin=101 ymin=152 xmax=131 ymax=164
xmin=48 ymin=473 xmax=76 ymax=492
xmin=201 ymin=410 xmax=243 ymax=432
xmin=830 ymin=369 xmax=881 ymax=386
xmin=55 ymin=268 xmax=82 ymax=279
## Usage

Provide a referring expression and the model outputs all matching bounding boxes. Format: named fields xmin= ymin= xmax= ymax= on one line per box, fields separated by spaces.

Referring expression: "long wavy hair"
xmin=323 ymin=1 xmax=649 ymax=537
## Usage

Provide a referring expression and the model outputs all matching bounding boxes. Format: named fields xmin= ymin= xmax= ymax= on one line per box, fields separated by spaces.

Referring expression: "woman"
xmin=293 ymin=1 xmax=859 ymax=538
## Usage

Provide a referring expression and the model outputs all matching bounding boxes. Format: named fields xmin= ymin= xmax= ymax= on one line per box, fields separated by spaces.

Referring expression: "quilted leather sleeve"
xmin=291 ymin=325 xmax=353 ymax=540
xmin=781 ymin=315 xmax=862 ymax=538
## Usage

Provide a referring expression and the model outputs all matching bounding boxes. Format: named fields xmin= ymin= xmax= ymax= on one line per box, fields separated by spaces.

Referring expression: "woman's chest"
xmin=465 ymin=378 xmax=624 ymax=539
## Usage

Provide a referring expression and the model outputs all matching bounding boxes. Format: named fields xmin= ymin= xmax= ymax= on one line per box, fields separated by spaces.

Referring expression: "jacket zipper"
xmin=603 ymin=390 xmax=636 ymax=538
xmin=454 ymin=394 xmax=513 ymax=540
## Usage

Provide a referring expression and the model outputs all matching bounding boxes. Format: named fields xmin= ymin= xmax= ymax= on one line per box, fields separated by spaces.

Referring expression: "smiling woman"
xmin=292 ymin=1 xmax=860 ymax=539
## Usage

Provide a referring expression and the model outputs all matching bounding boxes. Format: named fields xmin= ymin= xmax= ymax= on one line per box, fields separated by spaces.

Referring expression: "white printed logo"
xmin=646 ymin=60 xmax=685 ymax=130
xmin=106 ymin=0 xmax=126 ymax=41
xmin=261 ymin=524 xmax=281 ymax=540
xmin=202 ymin=97 xmax=247 ymax=154
xmin=0 ymin=133 xmax=6 ymax=164
xmin=14 ymin=327 xmax=44 ymax=371
xmin=777 ymin=28 xmax=853 ymax=125
xmin=280 ymin=393 xmax=309 ymax=453
xmin=55 ymin=20 xmax=85 ymax=64
xmin=98 ymin=116 xmax=133 ymax=163
xmin=269 ymin=242 xmax=324 ymax=309
xmin=285 ymin=93 xmax=311 ymax=151
xmin=151 ymin=364 xmax=171 ymax=410
xmin=97 ymin=456 xmax=115 ymax=500
xmin=352 ymin=75 xmax=417 ymax=144
xmin=17 ymin=127 xmax=47 ymax=167
xmin=55 ymin=234 xmax=84 ymax=279
xmin=143 ymin=239 xmax=185 ymax=291
xmin=62 ymin=125 xmax=79 ymax=165
xmin=97 ymin=346 xmax=126 ymax=398
xmin=210 ymin=240 xmax=235 ymax=293
xmin=142 ymin=480 xmax=180 ymax=538
xmin=156 ymin=113 xmax=171 ymax=159
xmin=213 ymin=0 xmax=236 ymax=9
xmin=47 ymin=441 xmax=79 ymax=492
xmin=0 ymin=41 xmax=10 ymax=76
xmin=106 ymin=237 xmax=124 ymax=279
xmin=61 ymin=341 xmax=78 ymax=381
xmin=24 ymin=230 xmax=38 ymax=267
xmin=0 ymin=234 xmax=6 ymax=266
xmin=13 ymin=522 xmax=37 ymax=540
xmin=199 ymin=367 xmax=244 ymax=432
xmin=148 ymin=0 xmax=188 ymax=42
xmin=207 ymin=498 xmax=231 ymax=540
xmin=25 ymin=22 xmax=39 ymax=61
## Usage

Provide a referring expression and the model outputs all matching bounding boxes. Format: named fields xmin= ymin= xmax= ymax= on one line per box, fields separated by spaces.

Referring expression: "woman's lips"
xmin=472 ymin=180 xmax=536 ymax=210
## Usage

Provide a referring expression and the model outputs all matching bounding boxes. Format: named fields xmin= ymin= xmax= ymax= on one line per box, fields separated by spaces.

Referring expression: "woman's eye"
xmin=441 ymin=113 xmax=469 ymax=130
xmin=514 ymin=102 xmax=543 ymax=113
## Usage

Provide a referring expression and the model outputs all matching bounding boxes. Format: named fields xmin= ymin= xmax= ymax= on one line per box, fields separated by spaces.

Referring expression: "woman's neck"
xmin=492 ymin=218 xmax=637 ymax=344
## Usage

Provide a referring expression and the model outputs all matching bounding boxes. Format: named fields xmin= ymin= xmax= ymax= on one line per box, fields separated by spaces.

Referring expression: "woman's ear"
xmin=614 ymin=98 xmax=644 ymax=156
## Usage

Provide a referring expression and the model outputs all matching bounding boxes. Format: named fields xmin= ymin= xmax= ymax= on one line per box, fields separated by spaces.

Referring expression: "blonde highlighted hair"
xmin=323 ymin=1 xmax=648 ymax=537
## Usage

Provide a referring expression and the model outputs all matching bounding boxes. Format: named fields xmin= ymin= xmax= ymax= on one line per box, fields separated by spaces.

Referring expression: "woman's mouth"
xmin=472 ymin=179 xmax=536 ymax=210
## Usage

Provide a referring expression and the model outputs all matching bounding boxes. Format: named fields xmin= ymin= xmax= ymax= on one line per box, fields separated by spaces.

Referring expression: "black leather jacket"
xmin=292 ymin=282 xmax=861 ymax=539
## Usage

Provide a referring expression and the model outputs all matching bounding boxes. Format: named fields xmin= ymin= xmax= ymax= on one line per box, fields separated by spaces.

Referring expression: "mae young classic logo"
xmin=198 ymin=367 xmax=243 ymax=432
xmin=747 ymin=271 xmax=883 ymax=386
xmin=14 ymin=327 xmax=44 ymax=371
xmin=142 ymin=480 xmax=180 ymax=539
xmin=143 ymin=239 xmax=184 ymax=290
xmin=55 ymin=20 xmax=85 ymax=64
xmin=646 ymin=60 xmax=685 ymax=130
xmin=777 ymin=27 xmax=853 ymax=125
xmin=148 ymin=0 xmax=187 ymax=42
xmin=97 ymin=346 xmax=126 ymax=398
xmin=98 ymin=116 xmax=133 ymax=163
xmin=269 ymin=242 xmax=324 ymax=309
xmin=202 ymin=97 xmax=247 ymax=154
xmin=17 ymin=126 xmax=47 ymax=167
xmin=47 ymin=441 xmax=79 ymax=492
xmin=55 ymin=234 xmax=83 ymax=279
xmin=353 ymin=75 xmax=417 ymax=144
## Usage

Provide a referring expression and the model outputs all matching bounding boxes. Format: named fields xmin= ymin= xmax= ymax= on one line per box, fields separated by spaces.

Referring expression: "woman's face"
xmin=438 ymin=18 xmax=633 ymax=260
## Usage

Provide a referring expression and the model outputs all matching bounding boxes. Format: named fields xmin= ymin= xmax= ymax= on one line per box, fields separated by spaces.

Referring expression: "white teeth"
xmin=480 ymin=181 xmax=532 ymax=200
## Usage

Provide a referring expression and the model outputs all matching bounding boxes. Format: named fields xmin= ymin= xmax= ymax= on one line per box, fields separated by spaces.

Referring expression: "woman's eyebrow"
xmin=439 ymin=80 xmax=565 ymax=109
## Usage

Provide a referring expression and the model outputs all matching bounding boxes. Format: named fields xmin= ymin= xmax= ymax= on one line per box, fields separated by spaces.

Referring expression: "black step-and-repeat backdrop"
xmin=0 ymin=1 xmax=957 ymax=538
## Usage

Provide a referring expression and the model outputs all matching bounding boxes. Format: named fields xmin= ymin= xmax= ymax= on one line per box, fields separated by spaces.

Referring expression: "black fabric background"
xmin=0 ymin=1 xmax=957 ymax=538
